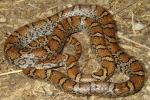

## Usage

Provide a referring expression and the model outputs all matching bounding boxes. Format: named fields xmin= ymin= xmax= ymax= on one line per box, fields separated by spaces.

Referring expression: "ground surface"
xmin=0 ymin=0 xmax=150 ymax=100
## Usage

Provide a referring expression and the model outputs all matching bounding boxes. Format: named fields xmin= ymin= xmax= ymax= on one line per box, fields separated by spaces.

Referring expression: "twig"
xmin=0 ymin=70 xmax=22 ymax=76
xmin=118 ymin=34 xmax=150 ymax=51
xmin=131 ymin=11 xmax=136 ymax=34
xmin=113 ymin=0 xmax=141 ymax=15
xmin=121 ymin=44 xmax=140 ymax=51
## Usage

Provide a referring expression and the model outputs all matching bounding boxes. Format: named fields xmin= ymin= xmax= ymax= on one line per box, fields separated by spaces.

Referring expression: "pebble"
xmin=146 ymin=86 xmax=150 ymax=91
xmin=67 ymin=4 xmax=72 ymax=7
xmin=148 ymin=52 xmax=150 ymax=57
xmin=0 ymin=15 xmax=6 ymax=22
xmin=134 ymin=22 xmax=145 ymax=30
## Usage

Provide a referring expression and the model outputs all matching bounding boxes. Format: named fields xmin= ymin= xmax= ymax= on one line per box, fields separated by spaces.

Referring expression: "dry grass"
xmin=0 ymin=0 xmax=150 ymax=100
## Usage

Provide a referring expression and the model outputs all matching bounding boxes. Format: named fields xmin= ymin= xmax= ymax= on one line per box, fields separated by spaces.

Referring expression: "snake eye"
xmin=18 ymin=59 xmax=26 ymax=65
xmin=13 ymin=58 xmax=26 ymax=68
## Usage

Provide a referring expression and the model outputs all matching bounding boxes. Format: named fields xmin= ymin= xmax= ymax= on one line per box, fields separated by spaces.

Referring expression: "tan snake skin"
xmin=4 ymin=4 xmax=145 ymax=97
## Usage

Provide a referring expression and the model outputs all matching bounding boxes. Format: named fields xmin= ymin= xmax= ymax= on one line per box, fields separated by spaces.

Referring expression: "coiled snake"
xmin=4 ymin=4 xmax=145 ymax=97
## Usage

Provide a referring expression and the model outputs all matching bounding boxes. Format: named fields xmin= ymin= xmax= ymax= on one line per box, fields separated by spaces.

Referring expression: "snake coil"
xmin=4 ymin=4 xmax=145 ymax=97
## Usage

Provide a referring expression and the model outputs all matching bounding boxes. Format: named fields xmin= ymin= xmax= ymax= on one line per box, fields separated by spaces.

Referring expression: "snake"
xmin=4 ymin=4 xmax=145 ymax=97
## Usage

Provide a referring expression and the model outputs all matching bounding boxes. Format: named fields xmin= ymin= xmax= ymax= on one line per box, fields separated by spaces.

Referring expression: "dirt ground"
xmin=0 ymin=0 xmax=150 ymax=100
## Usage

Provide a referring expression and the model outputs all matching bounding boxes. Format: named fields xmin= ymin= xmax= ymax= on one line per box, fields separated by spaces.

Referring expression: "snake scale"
xmin=4 ymin=4 xmax=145 ymax=97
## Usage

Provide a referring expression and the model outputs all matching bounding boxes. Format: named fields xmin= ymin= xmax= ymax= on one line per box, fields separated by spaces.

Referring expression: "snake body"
xmin=4 ymin=4 xmax=145 ymax=97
